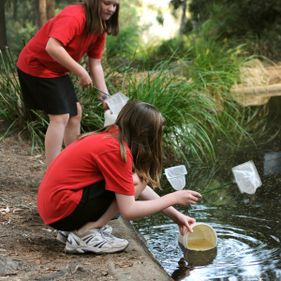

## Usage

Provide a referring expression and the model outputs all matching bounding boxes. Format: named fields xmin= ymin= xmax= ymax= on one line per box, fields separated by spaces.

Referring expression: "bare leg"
xmin=76 ymin=173 xmax=146 ymax=236
xmin=76 ymin=200 xmax=119 ymax=236
xmin=64 ymin=103 xmax=82 ymax=146
xmin=45 ymin=114 xmax=69 ymax=166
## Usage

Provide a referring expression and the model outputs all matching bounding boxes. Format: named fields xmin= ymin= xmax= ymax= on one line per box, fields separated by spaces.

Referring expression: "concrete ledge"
xmin=108 ymin=218 xmax=173 ymax=281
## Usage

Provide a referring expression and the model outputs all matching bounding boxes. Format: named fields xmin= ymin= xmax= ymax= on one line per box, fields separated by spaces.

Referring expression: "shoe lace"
xmin=100 ymin=229 xmax=117 ymax=242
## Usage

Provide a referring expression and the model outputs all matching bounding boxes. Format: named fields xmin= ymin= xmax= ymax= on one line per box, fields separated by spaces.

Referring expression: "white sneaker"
xmin=100 ymin=224 xmax=112 ymax=234
xmin=65 ymin=229 xmax=128 ymax=254
xmin=56 ymin=230 xmax=69 ymax=244
xmin=56 ymin=225 xmax=112 ymax=244
xmin=99 ymin=229 xmax=128 ymax=250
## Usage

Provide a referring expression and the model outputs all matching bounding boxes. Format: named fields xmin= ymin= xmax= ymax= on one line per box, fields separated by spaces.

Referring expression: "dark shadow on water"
xmin=171 ymin=247 xmax=217 ymax=280
xmin=181 ymin=246 xmax=217 ymax=267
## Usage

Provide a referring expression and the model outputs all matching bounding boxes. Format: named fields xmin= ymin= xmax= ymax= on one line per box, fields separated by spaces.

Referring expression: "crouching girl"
xmin=37 ymin=100 xmax=201 ymax=254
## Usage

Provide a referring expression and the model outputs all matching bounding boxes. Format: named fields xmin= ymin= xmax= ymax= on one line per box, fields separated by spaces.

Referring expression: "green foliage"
xmin=170 ymin=0 xmax=184 ymax=10
xmin=1 ymin=0 xmax=277 ymax=186
xmin=0 ymin=48 xmax=47 ymax=151
xmin=7 ymin=21 xmax=37 ymax=54
xmin=0 ymin=48 xmax=25 ymax=128
xmin=184 ymin=35 xmax=275 ymax=149
xmin=188 ymin=35 xmax=242 ymax=86
xmin=125 ymin=70 xmax=216 ymax=163
xmin=105 ymin=0 xmax=142 ymax=69
xmin=187 ymin=0 xmax=281 ymax=59
xmin=135 ymin=32 xmax=274 ymax=171
xmin=137 ymin=37 xmax=189 ymax=68
xmin=189 ymin=0 xmax=281 ymax=35
xmin=5 ymin=0 xmax=37 ymax=53
xmin=122 ymin=62 xmax=249 ymax=165
xmin=106 ymin=25 xmax=141 ymax=68
xmin=78 ymin=87 xmax=105 ymax=132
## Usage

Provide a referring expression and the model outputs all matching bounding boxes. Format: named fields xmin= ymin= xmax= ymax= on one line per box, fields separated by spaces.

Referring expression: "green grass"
xmin=0 ymin=41 xmax=275 ymax=188
xmin=115 ymin=63 xmax=247 ymax=164
xmin=0 ymin=48 xmax=47 ymax=151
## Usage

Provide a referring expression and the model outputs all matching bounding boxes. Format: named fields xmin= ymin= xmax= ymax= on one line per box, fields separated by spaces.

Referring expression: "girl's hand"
xmin=173 ymin=190 xmax=202 ymax=206
xmin=78 ymin=67 xmax=93 ymax=87
xmin=174 ymin=212 xmax=196 ymax=235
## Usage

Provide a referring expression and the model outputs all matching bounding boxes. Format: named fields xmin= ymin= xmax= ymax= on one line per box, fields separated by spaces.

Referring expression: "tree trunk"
xmin=46 ymin=0 xmax=55 ymax=19
xmin=13 ymin=0 xmax=18 ymax=20
xmin=0 ymin=0 xmax=8 ymax=50
xmin=179 ymin=0 xmax=187 ymax=35
xmin=38 ymin=0 xmax=47 ymax=27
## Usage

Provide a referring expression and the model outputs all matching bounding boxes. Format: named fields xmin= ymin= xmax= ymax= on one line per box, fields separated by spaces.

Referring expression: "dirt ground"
xmin=0 ymin=135 xmax=172 ymax=281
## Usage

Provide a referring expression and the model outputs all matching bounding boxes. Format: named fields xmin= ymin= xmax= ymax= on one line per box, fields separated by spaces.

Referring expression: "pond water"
xmin=133 ymin=180 xmax=281 ymax=280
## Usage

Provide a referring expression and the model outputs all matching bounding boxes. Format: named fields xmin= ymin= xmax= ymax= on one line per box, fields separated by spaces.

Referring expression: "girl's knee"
xmin=49 ymin=114 xmax=70 ymax=126
xmin=69 ymin=103 xmax=82 ymax=123
xmin=76 ymin=103 xmax=82 ymax=116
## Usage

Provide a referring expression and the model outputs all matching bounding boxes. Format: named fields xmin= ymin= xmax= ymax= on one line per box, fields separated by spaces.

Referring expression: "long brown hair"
xmin=82 ymin=0 xmax=119 ymax=35
xmin=115 ymin=101 xmax=165 ymax=188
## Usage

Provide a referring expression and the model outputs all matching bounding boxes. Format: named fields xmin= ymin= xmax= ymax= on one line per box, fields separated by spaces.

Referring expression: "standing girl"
xmin=16 ymin=0 xmax=119 ymax=166
xmin=37 ymin=100 xmax=202 ymax=254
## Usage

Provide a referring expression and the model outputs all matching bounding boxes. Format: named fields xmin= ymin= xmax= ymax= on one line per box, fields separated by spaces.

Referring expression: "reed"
xmin=0 ymin=48 xmax=47 ymax=151
xmin=123 ymin=65 xmax=223 ymax=163
xmin=0 ymin=44 xmax=274 ymax=174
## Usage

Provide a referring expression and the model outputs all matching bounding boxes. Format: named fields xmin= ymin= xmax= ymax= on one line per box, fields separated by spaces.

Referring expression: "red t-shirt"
xmin=16 ymin=4 xmax=106 ymax=78
xmin=37 ymin=126 xmax=135 ymax=225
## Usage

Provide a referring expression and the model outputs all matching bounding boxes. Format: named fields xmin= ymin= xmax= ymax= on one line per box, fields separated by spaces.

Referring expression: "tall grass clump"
xmin=139 ymin=30 xmax=271 ymax=145
xmin=123 ymin=64 xmax=223 ymax=164
xmin=122 ymin=39 xmax=273 ymax=183
xmin=189 ymin=16 xmax=275 ymax=145
xmin=135 ymin=37 xmax=190 ymax=69
xmin=0 ymin=48 xmax=47 ymax=151
xmin=187 ymin=37 xmax=252 ymax=147
xmin=78 ymin=86 xmax=106 ymax=132
xmin=106 ymin=25 xmax=141 ymax=70
xmin=170 ymin=34 xmax=273 ymax=153
xmin=0 ymin=48 xmax=25 ymax=136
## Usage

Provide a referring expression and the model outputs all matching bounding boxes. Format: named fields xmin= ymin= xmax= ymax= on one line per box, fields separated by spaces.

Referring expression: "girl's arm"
xmin=115 ymin=188 xmax=201 ymax=229
xmin=45 ymin=37 xmax=92 ymax=86
xmin=140 ymin=186 xmax=191 ymax=219
xmin=139 ymin=186 xmax=200 ymax=233
xmin=89 ymin=57 xmax=109 ymax=107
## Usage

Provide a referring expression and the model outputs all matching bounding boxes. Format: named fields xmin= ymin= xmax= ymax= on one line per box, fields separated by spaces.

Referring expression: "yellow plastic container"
xmin=178 ymin=223 xmax=217 ymax=251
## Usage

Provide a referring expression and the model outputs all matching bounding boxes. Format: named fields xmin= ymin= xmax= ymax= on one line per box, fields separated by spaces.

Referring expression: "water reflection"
xmin=182 ymin=247 xmax=217 ymax=266
xmin=133 ymin=186 xmax=281 ymax=280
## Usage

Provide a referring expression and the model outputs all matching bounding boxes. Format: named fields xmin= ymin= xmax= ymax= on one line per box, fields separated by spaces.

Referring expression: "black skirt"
xmin=49 ymin=181 xmax=115 ymax=231
xmin=17 ymin=68 xmax=78 ymax=116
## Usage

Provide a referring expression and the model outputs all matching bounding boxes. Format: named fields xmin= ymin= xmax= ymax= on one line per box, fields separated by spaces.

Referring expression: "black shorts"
xmin=49 ymin=181 xmax=115 ymax=231
xmin=17 ymin=68 xmax=78 ymax=116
